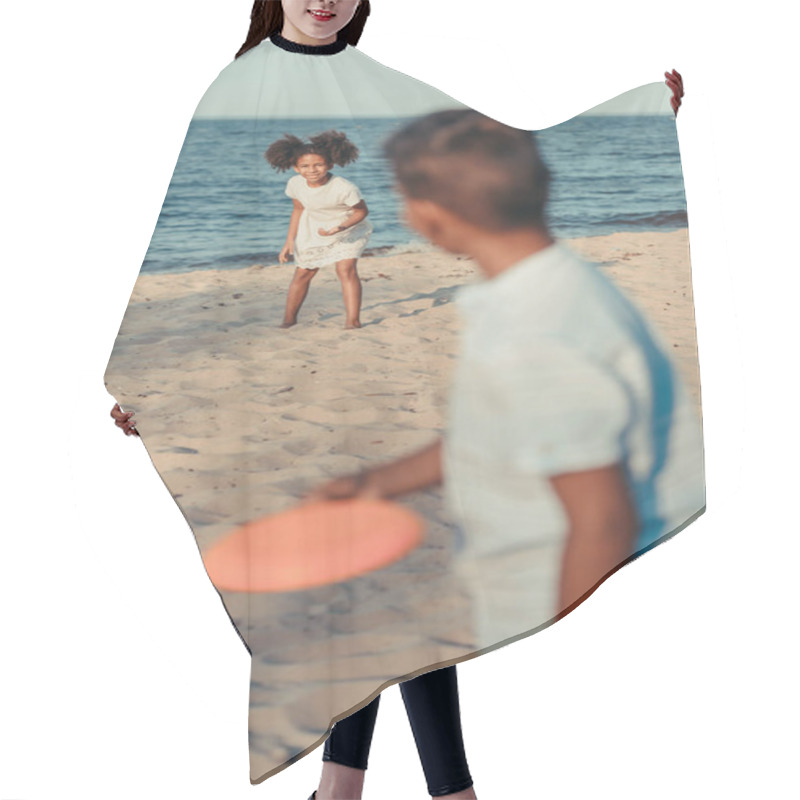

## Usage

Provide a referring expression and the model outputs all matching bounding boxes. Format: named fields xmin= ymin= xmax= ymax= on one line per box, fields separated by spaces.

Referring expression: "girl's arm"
xmin=341 ymin=199 xmax=368 ymax=229
xmin=286 ymin=198 xmax=304 ymax=242
xmin=320 ymin=200 xmax=369 ymax=236
xmin=280 ymin=199 xmax=304 ymax=262
xmin=550 ymin=463 xmax=639 ymax=618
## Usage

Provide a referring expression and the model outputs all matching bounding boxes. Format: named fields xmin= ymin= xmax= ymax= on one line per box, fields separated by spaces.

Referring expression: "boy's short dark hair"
xmin=382 ymin=109 xmax=551 ymax=231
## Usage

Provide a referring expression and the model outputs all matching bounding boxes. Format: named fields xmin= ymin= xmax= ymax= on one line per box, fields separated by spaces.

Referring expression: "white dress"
xmin=285 ymin=172 xmax=373 ymax=269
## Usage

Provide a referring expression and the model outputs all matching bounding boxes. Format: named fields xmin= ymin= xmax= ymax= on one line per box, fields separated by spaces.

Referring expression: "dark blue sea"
xmin=141 ymin=115 xmax=687 ymax=275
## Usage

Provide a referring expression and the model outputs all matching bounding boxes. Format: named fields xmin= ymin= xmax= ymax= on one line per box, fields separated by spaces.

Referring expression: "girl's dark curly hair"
xmin=236 ymin=1 xmax=371 ymax=59
xmin=265 ymin=130 xmax=360 ymax=172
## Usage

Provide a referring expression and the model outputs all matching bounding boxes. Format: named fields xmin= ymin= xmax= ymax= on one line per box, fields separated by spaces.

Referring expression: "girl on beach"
xmin=265 ymin=129 xmax=374 ymax=329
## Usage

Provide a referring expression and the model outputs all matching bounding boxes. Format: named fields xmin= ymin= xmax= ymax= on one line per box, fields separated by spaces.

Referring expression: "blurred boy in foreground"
xmin=311 ymin=108 xmax=705 ymax=648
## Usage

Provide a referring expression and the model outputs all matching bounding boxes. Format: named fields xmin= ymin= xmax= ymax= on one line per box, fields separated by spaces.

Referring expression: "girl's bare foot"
xmin=280 ymin=319 xmax=297 ymax=329
xmin=344 ymin=320 xmax=361 ymax=329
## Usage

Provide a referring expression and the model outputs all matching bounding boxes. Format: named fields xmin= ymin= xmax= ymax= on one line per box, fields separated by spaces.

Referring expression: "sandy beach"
xmin=105 ymin=227 xmax=701 ymax=781
xmin=106 ymin=227 xmax=700 ymax=546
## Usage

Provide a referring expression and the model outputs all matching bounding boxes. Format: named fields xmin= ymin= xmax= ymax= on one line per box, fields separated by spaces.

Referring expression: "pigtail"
xmin=309 ymin=130 xmax=360 ymax=167
xmin=264 ymin=134 xmax=308 ymax=172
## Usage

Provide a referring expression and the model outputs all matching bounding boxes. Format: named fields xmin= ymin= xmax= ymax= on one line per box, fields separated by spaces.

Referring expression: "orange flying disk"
xmin=202 ymin=498 xmax=426 ymax=593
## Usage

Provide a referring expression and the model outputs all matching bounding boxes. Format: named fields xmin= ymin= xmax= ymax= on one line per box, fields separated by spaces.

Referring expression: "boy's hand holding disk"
xmin=203 ymin=469 xmax=425 ymax=593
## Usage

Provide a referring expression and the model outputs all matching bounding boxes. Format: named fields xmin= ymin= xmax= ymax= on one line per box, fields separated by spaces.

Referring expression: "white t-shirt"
xmin=443 ymin=241 xmax=706 ymax=562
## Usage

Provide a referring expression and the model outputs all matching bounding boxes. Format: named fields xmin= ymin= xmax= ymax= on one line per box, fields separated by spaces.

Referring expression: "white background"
xmin=2 ymin=1 xmax=797 ymax=798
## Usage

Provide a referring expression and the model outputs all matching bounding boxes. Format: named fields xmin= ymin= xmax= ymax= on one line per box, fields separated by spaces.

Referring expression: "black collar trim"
xmin=269 ymin=32 xmax=348 ymax=55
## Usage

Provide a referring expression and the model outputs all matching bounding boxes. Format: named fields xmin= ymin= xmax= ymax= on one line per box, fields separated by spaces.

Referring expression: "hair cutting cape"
xmin=105 ymin=33 xmax=705 ymax=784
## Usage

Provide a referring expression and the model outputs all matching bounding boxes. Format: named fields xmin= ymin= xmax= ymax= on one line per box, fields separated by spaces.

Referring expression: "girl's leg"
xmin=281 ymin=266 xmax=319 ymax=328
xmin=334 ymin=259 xmax=362 ymax=329
xmin=316 ymin=694 xmax=381 ymax=799
xmin=400 ymin=665 xmax=476 ymax=799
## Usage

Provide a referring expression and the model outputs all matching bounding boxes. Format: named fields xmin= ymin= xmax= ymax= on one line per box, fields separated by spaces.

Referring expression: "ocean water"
xmin=141 ymin=115 xmax=686 ymax=275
